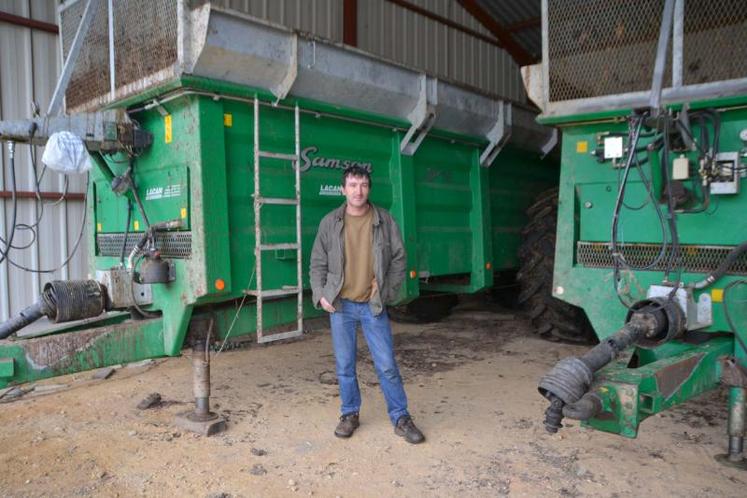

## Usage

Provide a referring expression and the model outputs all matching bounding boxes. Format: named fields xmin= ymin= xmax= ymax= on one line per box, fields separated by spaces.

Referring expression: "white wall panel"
xmin=358 ymin=0 xmax=525 ymax=102
xmin=211 ymin=0 xmax=343 ymax=41
xmin=0 ymin=0 xmax=88 ymax=320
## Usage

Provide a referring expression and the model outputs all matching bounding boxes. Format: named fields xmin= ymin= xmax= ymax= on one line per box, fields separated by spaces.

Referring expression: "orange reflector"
xmin=409 ymin=270 xmax=417 ymax=279
xmin=486 ymin=262 xmax=492 ymax=270
xmin=214 ymin=278 xmax=225 ymax=291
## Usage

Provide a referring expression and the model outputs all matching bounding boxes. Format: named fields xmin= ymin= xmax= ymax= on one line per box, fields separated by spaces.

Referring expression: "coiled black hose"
xmin=0 ymin=280 xmax=106 ymax=339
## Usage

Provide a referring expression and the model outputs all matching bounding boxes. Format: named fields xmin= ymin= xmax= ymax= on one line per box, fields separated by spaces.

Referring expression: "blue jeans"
xmin=330 ymin=299 xmax=409 ymax=425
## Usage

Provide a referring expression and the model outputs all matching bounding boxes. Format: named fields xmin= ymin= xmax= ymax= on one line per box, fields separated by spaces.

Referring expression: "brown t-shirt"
xmin=340 ymin=208 xmax=375 ymax=302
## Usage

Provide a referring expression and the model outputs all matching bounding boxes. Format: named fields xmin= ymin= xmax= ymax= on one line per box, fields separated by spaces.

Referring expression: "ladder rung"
xmin=257 ymin=329 xmax=303 ymax=344
xmin=256 ymin=196 xmax=299 ymax=206
xmin=245 ymin=287 xmax=300 ymax=298
xmin=259 ymin=243 xmax=299 ymax=251
xmin=258 ymin=151 xmax=299 ymax=161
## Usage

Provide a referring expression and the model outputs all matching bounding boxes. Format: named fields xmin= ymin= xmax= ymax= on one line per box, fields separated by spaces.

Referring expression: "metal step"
xmin=245 ymin=287 xmax=299 ymax=298
xmin=259 ymin=243 xmax=299 ymax=251
xmin=258 ymin=151 xmax=298 ymax=161
xmin=257 ymin=328 xmax=303 ymax=344
xmin=255 ymin=196 xmax=299 ymax=206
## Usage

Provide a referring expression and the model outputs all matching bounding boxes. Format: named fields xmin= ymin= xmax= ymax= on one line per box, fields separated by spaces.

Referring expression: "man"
xmin=310 ymin=165 xmax=425 ymax=444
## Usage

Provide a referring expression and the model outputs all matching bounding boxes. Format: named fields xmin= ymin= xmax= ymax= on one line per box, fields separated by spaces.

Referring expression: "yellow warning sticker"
xmin=711 ymin=288 xmax=724 ymax=303
xmin=223 ymin=113 xmax=233 ymax=127
xmin=576 ymin=140 xmax=588 ymax=153
xmin=134 ymin=220 xmax=140 ymax=231
xmin=180 ymin=207 xmax=187 ymax=219
xmin=96 ymin=222 xmax=102 ymax=232
xmin=164 ymin=114 xmax=172 ymax=144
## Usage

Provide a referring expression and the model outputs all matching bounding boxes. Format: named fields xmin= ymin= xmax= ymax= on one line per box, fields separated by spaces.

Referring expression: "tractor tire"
xmin=388 ymin=293 xmax=459 ymax=324
xmin=517 ymin=187 xmax=597 ymax=344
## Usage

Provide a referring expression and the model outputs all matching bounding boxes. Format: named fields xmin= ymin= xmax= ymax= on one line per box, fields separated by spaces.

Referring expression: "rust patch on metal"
xmin=22 ymin=328 xmax=114 ymax=371
xmin=655 ymin=354 xmax=704 ymax=400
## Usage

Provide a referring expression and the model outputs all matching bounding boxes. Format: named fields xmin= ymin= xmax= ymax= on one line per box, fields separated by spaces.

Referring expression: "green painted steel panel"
xmin=550 ymin=97 xmax=747 ymax=437
xmin=0 ymin=76 xmax=557 ymax=386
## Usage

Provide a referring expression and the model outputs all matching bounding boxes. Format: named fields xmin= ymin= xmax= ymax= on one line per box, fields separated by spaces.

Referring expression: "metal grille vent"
xmin=97 ymin=232 xmax=192 ymax=259
xmin=683 ymin=0 xmax=747 ymax=85
xmin=59 ymin=0 xmax=179 ymax=111
xmin=576 ymin=241 xmax=747 ymax=275
xmin=547 ymin=0 xmax=665 ymax=102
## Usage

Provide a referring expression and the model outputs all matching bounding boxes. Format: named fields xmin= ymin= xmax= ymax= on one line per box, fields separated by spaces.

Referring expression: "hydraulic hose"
xmin=692 ymin=241 xmax=747 ymax=289
xmin=0 ymin=302 xmax=46 ymax=339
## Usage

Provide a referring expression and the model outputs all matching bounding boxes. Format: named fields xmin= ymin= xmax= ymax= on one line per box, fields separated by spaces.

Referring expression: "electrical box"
xmin=710 ymin=152 xmax=740 ymax=194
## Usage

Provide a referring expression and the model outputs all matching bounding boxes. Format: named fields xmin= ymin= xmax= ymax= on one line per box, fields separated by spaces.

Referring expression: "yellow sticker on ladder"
xmin=134 ymin=220 xmax=140 ymax=231
xmin=223 ymin=113 xmax=233 ymax=127
xmin=576 ymin=140 xmax=588 ymax=153
xmin=164 ymin=114 xmax=172 ymax=143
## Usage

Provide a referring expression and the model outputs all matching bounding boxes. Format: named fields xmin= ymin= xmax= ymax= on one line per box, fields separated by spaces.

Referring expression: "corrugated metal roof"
xmin=475 ymin=0 xmax=542 ymax=61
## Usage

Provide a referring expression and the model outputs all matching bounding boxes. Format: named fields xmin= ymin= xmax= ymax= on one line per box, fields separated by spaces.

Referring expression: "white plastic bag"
xmin=41 ymin=131 xmax=92 ymax=174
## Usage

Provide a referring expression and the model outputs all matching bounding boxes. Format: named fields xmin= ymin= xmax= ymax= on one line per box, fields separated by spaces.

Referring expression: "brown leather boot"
xmin=334 ymin=413 xmax=360 ymax=438
xmin=394 ymin=415 xmax=425 ymax=444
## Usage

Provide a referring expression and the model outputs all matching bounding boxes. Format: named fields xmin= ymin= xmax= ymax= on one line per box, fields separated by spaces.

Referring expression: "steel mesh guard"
xmin=59 ymin=0 xmax=179 ymax=111
xmin=97 ymin=232 xmax=192 ymax=259
xmin=546 ymin=0 xmax=747 ymax=103
xmin=576 ymin=241 xmax=747 ymax=275
xmin=60 ymin=0 xmax=111 ymax=111
xmin=682 ymin=0 xmax=747 ymax=85
xmin=547 ymin=0 xmax=665 ymax=102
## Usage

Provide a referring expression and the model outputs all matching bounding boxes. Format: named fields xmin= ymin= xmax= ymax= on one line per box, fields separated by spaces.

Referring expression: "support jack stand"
xmin=175 ymin=332 xmax=226 ymax=436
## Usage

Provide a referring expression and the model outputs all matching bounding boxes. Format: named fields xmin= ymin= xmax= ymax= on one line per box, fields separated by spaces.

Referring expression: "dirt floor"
xmin=0 ymin=303 xmax=745 ymax=497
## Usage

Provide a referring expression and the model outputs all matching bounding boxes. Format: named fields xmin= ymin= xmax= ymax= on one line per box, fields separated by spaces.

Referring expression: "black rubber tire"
xmin=388 ymin=293 xmax=459 ymax=324
xmin=517 ymin=187 xmax=597 ymax=344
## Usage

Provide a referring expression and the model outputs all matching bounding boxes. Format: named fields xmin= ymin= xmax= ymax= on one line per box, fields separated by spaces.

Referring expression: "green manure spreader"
xmin=525 ymin=0 xmax=747 ymax=467
xmin=0 ymin=2 xmax=558 ymax=399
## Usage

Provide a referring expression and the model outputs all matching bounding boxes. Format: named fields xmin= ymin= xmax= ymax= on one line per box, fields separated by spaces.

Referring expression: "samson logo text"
xmin=299 ymin=146 xmax=372 ymax=173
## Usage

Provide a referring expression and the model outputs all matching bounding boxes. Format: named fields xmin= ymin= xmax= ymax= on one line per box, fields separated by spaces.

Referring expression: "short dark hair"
xmin=341 ymin=165 xmax=371 ymax=186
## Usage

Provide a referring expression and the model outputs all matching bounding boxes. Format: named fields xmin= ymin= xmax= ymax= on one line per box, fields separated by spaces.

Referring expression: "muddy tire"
xmin=517 ymin=187 xmax=596 ymax=344
xmin=388 ymin=293 xmax=459 ymax=324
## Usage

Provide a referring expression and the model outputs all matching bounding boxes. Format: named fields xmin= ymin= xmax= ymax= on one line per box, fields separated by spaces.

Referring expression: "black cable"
xmin=610 ymin=114 xmax=647 ymax=308
xmin=660 ymin=114 xmax=683 ymax=294
xmin=629 ymin=153 xmax=669 ymax=271
xmin=0 ymin=142 xmax=19 ymax=265
xmin=4 ymin=173 xmax=90 ymax=274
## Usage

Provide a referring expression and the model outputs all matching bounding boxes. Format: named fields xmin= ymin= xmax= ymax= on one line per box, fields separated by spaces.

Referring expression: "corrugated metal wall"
xmin=0 ymin=0 xmax=88 ymax=321
xmin=210 ymin=0 xmax=343 ymax=41
xmin=359 ymin=0 xmax=525 ymax=102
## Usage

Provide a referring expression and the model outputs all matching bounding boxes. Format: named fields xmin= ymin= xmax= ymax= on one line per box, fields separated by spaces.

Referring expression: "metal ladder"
xmin=245 ymin=98 xmax=303 ymax=343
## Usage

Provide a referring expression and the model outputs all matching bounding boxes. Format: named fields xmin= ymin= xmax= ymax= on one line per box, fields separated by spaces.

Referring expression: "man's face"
xmin=341 ymin=174 xmax=371 ymax=209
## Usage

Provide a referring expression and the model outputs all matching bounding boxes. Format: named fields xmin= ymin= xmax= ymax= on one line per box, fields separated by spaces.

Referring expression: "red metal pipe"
xmin=0 ymin=10 xmax=59 ymax=34
xmin=0 ymin=190 xmax=85 ymax=201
